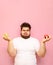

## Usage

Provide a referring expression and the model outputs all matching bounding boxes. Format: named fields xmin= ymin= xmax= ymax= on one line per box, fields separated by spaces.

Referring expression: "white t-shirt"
xmin=12 ymin=37 xmax=40 ymax=65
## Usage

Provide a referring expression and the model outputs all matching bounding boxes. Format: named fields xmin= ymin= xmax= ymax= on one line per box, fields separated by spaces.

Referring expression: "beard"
xmin=21 ymin=34 xmax=30 ymax=39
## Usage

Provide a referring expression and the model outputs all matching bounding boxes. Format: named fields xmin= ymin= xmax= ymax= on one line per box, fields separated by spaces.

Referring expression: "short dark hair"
xmin=20 ymin=22 xmax=31 ymax=30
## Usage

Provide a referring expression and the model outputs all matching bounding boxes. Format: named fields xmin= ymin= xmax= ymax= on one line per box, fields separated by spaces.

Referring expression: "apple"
xmin=44 ymin=34 xmax=49 ymax=38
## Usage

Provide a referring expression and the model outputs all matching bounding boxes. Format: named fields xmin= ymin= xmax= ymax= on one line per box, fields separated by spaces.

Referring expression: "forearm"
xmin=37 ymin=41 xmax=46 ymax=57
xmin=7 ymin=40 xmax=17 ymax=57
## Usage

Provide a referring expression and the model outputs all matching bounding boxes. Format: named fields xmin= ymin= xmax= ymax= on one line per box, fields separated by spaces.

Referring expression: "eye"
xmin=22 ymin=29 xmax=30 ymax=31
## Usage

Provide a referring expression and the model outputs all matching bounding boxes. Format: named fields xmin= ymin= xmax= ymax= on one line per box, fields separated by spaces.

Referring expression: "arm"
xmin=7 ymin=40 xmax=17 ymax=57
xmin=37 ymin=35 xmax=51 ymax=57
xmin=37 ymin=41 xmax=46 ymax=57
xmin=3 ymin=33 xmax=17 ymax=57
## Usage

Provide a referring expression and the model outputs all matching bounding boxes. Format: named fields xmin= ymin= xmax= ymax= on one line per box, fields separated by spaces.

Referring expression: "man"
xmin=3 ymin=22 xmax=51 ymax=65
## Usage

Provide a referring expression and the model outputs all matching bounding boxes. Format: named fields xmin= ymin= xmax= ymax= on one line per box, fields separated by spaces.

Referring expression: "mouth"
xmin=23 ymin=33 xmax=28 ymax=36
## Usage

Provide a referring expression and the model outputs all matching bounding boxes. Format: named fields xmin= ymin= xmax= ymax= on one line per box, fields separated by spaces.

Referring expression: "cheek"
xmin=27 ymin=32 xmax=30 ymax=34
xmin=21 ymin=31 xmax=25 ymax=34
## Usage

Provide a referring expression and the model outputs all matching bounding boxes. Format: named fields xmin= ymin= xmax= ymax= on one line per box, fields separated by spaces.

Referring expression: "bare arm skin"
xmin=3 ymin=33 xmax=17 ymax=57
xmin=36 ymin=35 xmax=51 ymax=57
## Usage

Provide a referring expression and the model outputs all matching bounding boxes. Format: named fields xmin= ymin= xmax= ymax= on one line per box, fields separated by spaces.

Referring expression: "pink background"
xmin=0 ymin=0 xmax=53 ymax=65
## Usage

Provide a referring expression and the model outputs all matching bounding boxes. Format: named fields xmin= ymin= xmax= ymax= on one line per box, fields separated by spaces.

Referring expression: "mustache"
xmin=20 ymin=34 xmax=30 ymax=39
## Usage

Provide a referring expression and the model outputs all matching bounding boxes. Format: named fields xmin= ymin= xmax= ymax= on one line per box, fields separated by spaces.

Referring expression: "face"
xmin=20 ymin=27 xmax=31 ymax=39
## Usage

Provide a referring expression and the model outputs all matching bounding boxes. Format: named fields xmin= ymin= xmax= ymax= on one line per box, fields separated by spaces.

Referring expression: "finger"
xmin=44 ymin=34 xmax=49 ymax=39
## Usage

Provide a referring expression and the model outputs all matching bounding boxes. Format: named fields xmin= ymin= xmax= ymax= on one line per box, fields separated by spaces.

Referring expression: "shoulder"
xmin=12 ymin=37 xmax=21 ymax=42
xmin=30 ymin=37 xmax=40 ymax=44
xmin=30 ymin=37 xmax=39 ymax=41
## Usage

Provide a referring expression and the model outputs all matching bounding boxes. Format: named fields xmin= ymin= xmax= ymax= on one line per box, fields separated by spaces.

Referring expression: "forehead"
xmin=22 ymin=27 xmax=30 ymax=30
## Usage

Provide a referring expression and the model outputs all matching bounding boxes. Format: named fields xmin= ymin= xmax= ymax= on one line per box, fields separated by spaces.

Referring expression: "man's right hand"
xmin=3 ymin=33 xmax=11 ymax=41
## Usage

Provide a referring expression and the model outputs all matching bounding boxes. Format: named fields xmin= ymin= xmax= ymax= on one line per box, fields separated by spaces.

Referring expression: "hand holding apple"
xmin=42 ymin=34 xmax=51 ymax=43
xmin=3 ymin=33 xmax=11 ymax=41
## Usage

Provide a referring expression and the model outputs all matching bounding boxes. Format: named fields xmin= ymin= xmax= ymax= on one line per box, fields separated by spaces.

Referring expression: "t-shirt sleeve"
xmin=34 ymin=39 xmax=40 ymax=52
xmin=12 ymin=38 xmax=17 ymax=49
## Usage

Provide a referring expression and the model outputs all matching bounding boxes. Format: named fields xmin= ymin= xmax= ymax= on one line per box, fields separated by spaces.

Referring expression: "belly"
xmin=14 ymin=51 xmax=37 ymax=65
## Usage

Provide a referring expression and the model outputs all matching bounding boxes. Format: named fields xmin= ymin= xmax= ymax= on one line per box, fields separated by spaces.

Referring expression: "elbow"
xmin=39 ymin=53 xmax=46 ymax=57
xmin=37 ymin=51 xmax=46 ymax=57
xmin=7 ymin=48 xmax=16 ymax=57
